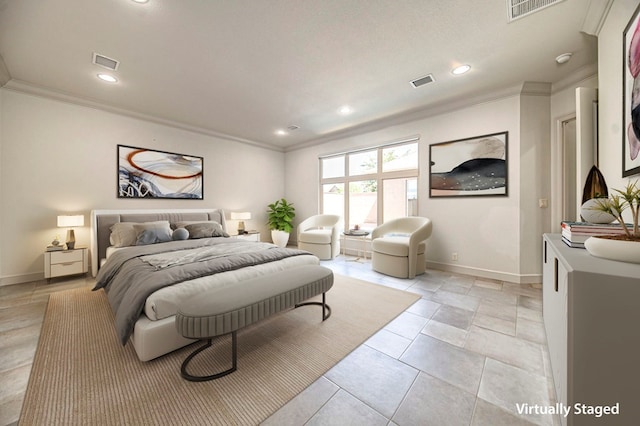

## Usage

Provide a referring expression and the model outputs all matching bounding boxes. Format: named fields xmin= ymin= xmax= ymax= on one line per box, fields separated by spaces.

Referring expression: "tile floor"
xmin=0 ymin=256 xmax=560 ymax=426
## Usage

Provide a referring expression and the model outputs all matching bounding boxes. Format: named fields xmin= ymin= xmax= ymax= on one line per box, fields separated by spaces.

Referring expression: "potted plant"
xmin=584 ymin=181 xmax=640 ymax=263
xmin=267 ymin=198 xmax=295 ymax=248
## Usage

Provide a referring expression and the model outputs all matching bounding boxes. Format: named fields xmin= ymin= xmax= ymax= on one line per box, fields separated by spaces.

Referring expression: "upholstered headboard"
xmin=90 ymin=209 xmax=226 ymax=277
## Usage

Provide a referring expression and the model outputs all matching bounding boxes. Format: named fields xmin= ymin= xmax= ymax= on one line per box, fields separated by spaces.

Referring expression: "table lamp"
xmin=57 ymin=215 xmax=84 ymax=249
xmin=230 ymin=212 xmax=251 ymax=234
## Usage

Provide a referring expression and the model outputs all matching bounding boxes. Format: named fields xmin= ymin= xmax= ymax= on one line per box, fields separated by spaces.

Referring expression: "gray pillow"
xmin=185 ymin=222 xmax=229 ymax=239
xmin=134 ymin=222 xmax=173 ymax=245
xmin=174 ymin=220 xmax=221 ymax=229
xmin=172 ymin=227 xmax=189 ymax=240
xmin=110 ymin=221 xmax=170 ymax=247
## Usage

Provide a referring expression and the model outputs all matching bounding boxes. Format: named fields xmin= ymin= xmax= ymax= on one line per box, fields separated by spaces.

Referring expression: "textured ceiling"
xmin=0 ymin=0 xmax=601 ymax=150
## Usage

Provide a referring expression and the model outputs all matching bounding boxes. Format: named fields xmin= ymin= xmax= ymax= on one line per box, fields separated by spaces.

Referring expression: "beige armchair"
xmin=297 ymin=214 xmax=342 ymax=260
xmin=371 ymin=217 xmax=432 ymax=279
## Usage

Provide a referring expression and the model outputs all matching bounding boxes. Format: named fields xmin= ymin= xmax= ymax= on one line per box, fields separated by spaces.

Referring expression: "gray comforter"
xmin=93 ymin=238 xmax=311 ymax=345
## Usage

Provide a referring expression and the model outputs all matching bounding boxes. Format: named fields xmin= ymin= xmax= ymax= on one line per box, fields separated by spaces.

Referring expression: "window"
xmin=322 ymin=183 xmax=344 ymax=216
xmin=320 ymin=139 xmax=419 ymax=231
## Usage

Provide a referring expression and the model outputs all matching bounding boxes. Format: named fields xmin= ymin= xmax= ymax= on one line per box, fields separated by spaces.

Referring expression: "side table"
xmin=44 ymin=247 xmax=88 ymax=281
xmin=231 ymin=232 xmax=260 ymax=242
xmin=341 ymin=231 xmax=370 ymax=261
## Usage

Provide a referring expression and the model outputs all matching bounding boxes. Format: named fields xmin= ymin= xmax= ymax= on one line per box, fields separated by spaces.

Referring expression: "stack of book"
xmin=561 ymin=221 xmax=630 ymax=248
xmin=46 ymin=245 xmax=64 ymax=252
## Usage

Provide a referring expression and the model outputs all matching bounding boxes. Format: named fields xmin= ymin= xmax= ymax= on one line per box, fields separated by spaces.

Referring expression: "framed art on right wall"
xmin=623 ymin=3 xmax=640 ymax=177
xmin=429 ymin=131 xmax=508 ymax=198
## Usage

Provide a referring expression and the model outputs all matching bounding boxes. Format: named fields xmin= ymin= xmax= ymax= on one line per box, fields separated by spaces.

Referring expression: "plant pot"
xmin=271 ymin=230 xmax=290 ymax=248
xmin=584 ymin=236 xmax=640 ymax=264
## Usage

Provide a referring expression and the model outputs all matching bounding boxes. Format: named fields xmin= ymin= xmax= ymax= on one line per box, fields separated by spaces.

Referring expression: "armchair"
xmin=297 ymin=214 xmax=342 ymax=260
xmin=371 ymin=217 xmax=432 ymax=279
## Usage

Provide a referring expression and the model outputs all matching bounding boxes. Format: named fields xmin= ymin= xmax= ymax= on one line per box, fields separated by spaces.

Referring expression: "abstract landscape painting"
xmin=118 ymin=145 xmax=203 ymax=199
xmin=429 ymin=132 xmax=508 ymax=198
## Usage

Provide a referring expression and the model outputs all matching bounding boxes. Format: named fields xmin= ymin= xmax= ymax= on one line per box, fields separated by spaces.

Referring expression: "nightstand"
xmin=231 ymin=232 xmax=260 ymax=242
xmin=44 ymin=247 xmax=88 ymax=280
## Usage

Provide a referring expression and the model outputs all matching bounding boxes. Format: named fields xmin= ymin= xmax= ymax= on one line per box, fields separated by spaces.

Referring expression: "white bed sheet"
xmin=144 ymin=254 xmax=319 ymax=320
xmin=105 ymin=246 xmax=126 ymax=259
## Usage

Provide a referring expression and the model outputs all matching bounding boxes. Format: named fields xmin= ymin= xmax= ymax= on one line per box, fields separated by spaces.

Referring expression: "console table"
xmin=542 ymin=234 xmax=640 ymax=425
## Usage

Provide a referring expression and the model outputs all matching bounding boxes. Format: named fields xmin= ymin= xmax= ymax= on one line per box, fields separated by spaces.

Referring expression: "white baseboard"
xmin=425 ymin=261 xmax=541 ymax=284
xmin=0 ymin=271 xmax=43 ymax=287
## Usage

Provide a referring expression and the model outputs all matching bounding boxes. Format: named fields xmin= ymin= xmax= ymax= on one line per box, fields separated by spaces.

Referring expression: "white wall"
xmin=286 ymin=94 xmax=537 ymax=283
xmin=0 ymin=89 xmax=285 ymax=285
xmin=519 ymin=86 xmax=551 ymax=278
xmin=599 ymin=0 xmax=640 ymax=192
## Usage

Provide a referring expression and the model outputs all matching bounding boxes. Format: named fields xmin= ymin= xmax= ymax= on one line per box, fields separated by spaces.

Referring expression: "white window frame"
xmin=319 ymin=137 xmax=419 ymax=231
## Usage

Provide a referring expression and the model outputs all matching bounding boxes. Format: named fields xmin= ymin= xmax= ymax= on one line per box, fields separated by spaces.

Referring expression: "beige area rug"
xmin=20 ymin=275 xmax=419 ymax=426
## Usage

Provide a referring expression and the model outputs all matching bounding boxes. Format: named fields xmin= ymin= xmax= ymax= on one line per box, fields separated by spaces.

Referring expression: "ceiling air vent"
xmin=507 ymin=0 xmax=565 ymax=22
xmin=92 ymin=52 xmax=119 ymax=71
xmin=287 ymin=125 xmax=300 ymax=131
xmin=410 ymin=74 xmax=435 ymax=89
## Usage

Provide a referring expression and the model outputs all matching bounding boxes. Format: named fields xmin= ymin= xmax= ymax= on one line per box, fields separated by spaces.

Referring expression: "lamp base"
xmin=66 ymin=229 xmax=76 ymax=250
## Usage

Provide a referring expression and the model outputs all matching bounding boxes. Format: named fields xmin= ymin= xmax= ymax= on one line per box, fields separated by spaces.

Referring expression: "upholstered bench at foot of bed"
xmin=175 ymin=264 xmax=334 ymax=381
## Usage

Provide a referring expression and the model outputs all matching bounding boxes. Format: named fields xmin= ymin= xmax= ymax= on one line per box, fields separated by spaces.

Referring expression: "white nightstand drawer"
xmin=50 ymin=250 xmax=83 ymax=264
xmin=232 ymin=232 xmax=260 ymax=242
xmin=44 ymin=247 xmax=88 ymax=280
xmin=51 ymin=261 xmax=84 ymax=277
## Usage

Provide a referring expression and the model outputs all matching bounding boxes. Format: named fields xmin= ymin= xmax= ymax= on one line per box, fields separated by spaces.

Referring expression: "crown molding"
xmin=581 ymin=0 xmax=614 ymax=36
xmin=286 ymin=84 xmax=524 ymax=152
xmin=520 ymin=81 xmax=552 ymax=96
xmin=550 ymin=63 xmax=598 ymax=93
xmin=2 ymin=79 xmax=285 ymax=153
xmin=0 ymin=54 xmax=10 ymax=87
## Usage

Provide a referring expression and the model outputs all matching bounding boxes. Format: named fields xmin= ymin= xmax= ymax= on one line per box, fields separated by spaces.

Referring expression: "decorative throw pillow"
xmin=174 ymin=220 xmax=221 ymax=229
xmin=172 ymin=227 xmax=190 ymax=241
xmin=110 ymin=221 xmax=171 ymax=247
xmin=133 ymin=222 xmax=173 ymax=245
xmin=185 ymin=222 xmax=229 ymax=239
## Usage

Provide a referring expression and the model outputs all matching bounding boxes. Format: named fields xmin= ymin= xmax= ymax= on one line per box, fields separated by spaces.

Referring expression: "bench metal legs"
xmin=181 ymin=331 xmax=237 ymax=382
xmin=295 ymin=292 xmax=332 ymax=321
xmin=180 ymin=293 xmax=330 ymax=382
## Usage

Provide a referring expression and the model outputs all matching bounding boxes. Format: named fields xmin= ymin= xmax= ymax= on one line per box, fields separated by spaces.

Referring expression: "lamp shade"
xmin=230 ymin=212 xmax=252 ymax=220
xmin=57 ymin=215 xmax=85 ymax=227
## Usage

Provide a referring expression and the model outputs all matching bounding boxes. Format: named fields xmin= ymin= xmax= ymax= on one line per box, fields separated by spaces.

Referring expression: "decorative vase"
xmin=584 ymin=236 xmax=640 ymax=264
xmin=580 ymin=198 xmax=616 ymax=224
xmin=271 ymin=230 xmax=290 ymax=248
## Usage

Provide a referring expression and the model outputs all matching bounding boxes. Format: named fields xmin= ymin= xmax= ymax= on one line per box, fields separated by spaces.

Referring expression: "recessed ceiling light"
xmin=97 ymin=73 xmax=118 ymax=83
xmin=338 ymin=105 xmax=353 ymax=115
xmin=452 ymin=65 xmax=471 ymax=75
xmin=131 ymin=0 xmax=149 ymax=3
xmin=275 ymin=129 xmax=287 ymax=136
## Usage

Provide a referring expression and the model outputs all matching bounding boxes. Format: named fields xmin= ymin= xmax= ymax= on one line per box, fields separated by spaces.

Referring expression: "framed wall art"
xmin=429 ymin=131 xmax=508 ymax=198
xmin=623 ymin=2 xmax=640 ymax=177
xmin=117 ymin=145 xmax=203 ymax=199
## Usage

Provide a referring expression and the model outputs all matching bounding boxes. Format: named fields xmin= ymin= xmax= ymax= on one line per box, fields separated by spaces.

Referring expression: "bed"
xmin=90 ymin=208 xmax=319 ymax=361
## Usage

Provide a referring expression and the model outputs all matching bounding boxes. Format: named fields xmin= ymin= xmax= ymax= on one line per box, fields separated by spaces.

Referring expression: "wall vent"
xmin=507 ymin=0 xmax=565 ymax=22
xmin=410 ymin=74 xmax=435 ymax=88
xmin=92 ymin=53 xmax=119 ymax=71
